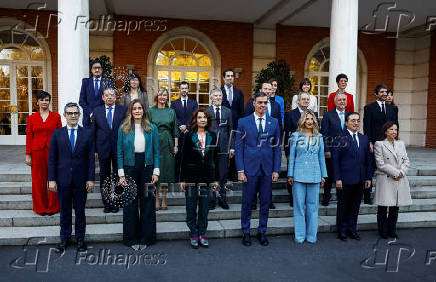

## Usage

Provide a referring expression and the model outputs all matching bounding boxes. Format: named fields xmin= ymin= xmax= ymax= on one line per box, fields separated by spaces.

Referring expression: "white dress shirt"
xmin=66 ymin=124 xmax=78 ymax=146
xmin=93 ymin=77 xmax=101 ymax=89
xmin=213 ymin=105 xmax=221 ymax=121
xmin=376 ymin=100 xmax=386 ymax=112
xmin=225 ymin=85 xmax=233 ymax=105
xmin=336 ymin=108 xmax=346 ymax=128
xmin=347 ymin=129 xmax=360 ymax=148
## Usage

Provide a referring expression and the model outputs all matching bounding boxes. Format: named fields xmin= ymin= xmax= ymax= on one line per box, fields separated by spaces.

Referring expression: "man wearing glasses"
xmin=79 ymin=59 xmax=113 ymax=127
xmin=48 ymin=103 xmax=95 ymax=252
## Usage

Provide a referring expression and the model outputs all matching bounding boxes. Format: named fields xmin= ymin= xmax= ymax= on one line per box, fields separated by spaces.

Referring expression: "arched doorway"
xmin=0 ymin=19 xmax=51 ymax=145
xmin=305 ymin=38 xmax=368 ymax=117
xmin=147 ymin=27 xmax=221 ymax=108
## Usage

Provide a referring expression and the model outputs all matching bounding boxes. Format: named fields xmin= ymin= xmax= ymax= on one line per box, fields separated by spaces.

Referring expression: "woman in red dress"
xmin=25 ymin=91 xmax=62 ymax=216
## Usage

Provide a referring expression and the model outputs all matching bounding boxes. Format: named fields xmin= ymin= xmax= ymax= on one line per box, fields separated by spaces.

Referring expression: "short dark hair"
xmin=190 ymin=109 xmax=213 ymax=132
xmin=222 ymin=68 xmax=234 ymax=77
xmin=36 ymin=91 xmax=51 ymax=102
xmin=345 ymin=112 xmax=360 ymax=122
xmin=374 ymin=84 xmax=388 ymax=95
xmin=299 ymin=78 xmax=312 ymax=92
xmin=381 ymin=121 xmax=399 ymax=140
xmin=336 ymin=73 xmax=348 ymax=83
xmin=253 ymin=92 xmax=268 ymax=101
xmin=179 ymin=81 xmax=189 ymax=89
xmin=124 ymin=73 xmax=145 ymax=93
xmin=64 ymin=102 xmax=80 ymax=113
xmin=90 ymin=59 xmax=102 ymax=69
xmin=268 ymin=78 xmax=278 ymax=84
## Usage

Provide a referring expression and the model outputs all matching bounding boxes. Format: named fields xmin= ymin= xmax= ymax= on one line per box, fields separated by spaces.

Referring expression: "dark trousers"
xmin=57 ymin=184 xmax=86 ymax=241
xmin=228 ymin=157 xmax=237 ymax=181
xmin=364 ymin=153 xmax=376 ymax=202
xmin=241 ymin=173 xmax=272 ymax=234
xmin=99 ymin=151 xmax=118 ymax=208
xmin=336 ymin=183 xmax=364 ymax=233
xmin=123 ymin=153 xmax=156 ymax=246
xmin=323 ymin=158 xmax=333 ymax=200
xmin=377 ymin=206 xmax=399 ymax=236
xmin=185 ymin=184 xmax=211 ymax=238
xmin=212 ymin=154 xmax=228 ymax=203
xmin=175 ymin=132 xmax=185 ymax=182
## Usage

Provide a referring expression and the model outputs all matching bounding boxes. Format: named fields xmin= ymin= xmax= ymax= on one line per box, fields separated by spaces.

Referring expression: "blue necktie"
xmin=107 ymin=106 xmax=113 ymax=129
xmin=258 ymin=118 xmax=263 ymax=136
xmin=228 ymin=87 xmax=233 ymax=106
xmin=94 ymin=79 xmax=99 ymax=97
xmin=353 ymin=133 xmax=358 ymax=149
xmin=339 ymin=112 xmax=345 ymax=130
xmin=70 ymin=128 xmax=75 ymax=151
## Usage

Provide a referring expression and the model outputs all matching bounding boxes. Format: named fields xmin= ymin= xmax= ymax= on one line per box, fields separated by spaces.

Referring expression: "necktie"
xmin=215 ymin=107 xmax=220 ymax=126
xmin=258 ymin=117 xmax=263 ymax=136
xmin=381 ymin=103 xmax=386 ymax=117
xmin=339 ymin=112 xmax=345 ymax=130
xmin=94 ymin=79 xmax=99 ymax=97
xmin=183 ymin=100 xmax=186 ymax=111
xmin=70 ymin=128 xmax=75 ymax=151
xmin=228 ymin=87 xmax=233 ymax=106
xmin=353 ymin=133 xmax=358 ymax=149
xmin=267 ymin=100 xmax=271 ymax=117
xmin=107 ymin=106 xmax=113 ymax=129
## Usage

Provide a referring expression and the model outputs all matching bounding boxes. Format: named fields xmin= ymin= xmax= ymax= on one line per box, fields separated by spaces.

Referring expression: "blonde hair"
xmin=153 ymin=87 xmax=169 ymax=107
xmin=122 ymin=99 xmax=152 ymax=134
xmin=297 ymin=109 xmax=319 ymax=135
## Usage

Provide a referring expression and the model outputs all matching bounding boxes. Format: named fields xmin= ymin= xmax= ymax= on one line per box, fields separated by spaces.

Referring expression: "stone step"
xmin=1 ymin=211 xmax=435 ymax=245
xmin=1 ymin=198 xmax=436 ymax=227
xmin=2 ymin=186 xmax=436 ymax=210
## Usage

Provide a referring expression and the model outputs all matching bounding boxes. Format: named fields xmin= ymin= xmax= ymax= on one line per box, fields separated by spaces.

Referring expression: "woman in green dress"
xmin=148 ymin=87 xmax=179 ymax=210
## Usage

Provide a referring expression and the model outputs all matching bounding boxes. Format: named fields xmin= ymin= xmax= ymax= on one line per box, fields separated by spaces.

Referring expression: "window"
xmin=155 ymin=37 xmax=212 ymax=107
xmin=307 ymin=46 xmax=330 ymax=117
xmin=0 ymin=27 xmax=46 ymax=144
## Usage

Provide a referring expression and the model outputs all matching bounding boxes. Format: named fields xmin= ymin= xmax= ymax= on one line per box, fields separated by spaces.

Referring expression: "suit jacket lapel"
xmin=62 ymin=127 xmax=72 ymax=154
xmin=383 ymin=140 xmax=398 ymax=161
xmin=73 ymin=126 xmax=84 ymax=154
xmin=88 ymin=78 xmax=94 ymax=96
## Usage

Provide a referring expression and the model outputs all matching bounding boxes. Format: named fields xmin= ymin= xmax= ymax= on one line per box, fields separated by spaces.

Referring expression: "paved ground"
xmin=0 ymin=228 xmax=435 ymax=282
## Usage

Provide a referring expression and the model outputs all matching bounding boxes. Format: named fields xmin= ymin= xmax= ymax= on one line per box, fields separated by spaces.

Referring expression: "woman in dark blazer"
xmin=120 ymin=73 xmax=149 ymax=110
xmin=118 ymin=99 xmax=160 ymax=250
xmin=180 ymin=109 xmax=219 ymax=249
xmin=25 ymin=91 xmax=62 ymax=215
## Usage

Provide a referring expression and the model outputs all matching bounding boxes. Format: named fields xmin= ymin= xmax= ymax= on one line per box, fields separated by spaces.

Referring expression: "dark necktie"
xmin=183 ymin=100 xmax=187 ymax=111
xmin=228 ymin=87 xmax=233 ymax=106
xmin=270 ymin=96 xmax=275 ymax=102
xmin=215 ymin=107 xmax=220 ymax=126
xmin=353 ymin=133 xmax=358 ymax=149
xmin=94 ymin=79 xmax=99 ymax=97
xmin=381 ymin=103 xmax=386 ymax=117
xmin=107 ymin=106 xmax=113 ymax=129
xmin=70 ymin=128 xmax=75 ymax=151
xmin=258 ymin=118 xmax=263 ymax=136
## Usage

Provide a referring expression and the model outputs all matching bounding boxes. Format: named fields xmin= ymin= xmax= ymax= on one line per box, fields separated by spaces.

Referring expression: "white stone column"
xmin=58 ymin=0 xmax=89 ymax=123
xmin=329 ymin=0 xmax=358 ymax=101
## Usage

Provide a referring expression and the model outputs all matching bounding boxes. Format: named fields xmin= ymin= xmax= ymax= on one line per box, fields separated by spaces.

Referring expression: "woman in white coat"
xmin=374 ymin=121 xmax=412 ymax=239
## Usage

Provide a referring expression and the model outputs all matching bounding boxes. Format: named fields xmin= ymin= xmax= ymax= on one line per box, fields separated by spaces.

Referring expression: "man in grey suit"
xmin=206 ymin=88 xmax=233 ymax=210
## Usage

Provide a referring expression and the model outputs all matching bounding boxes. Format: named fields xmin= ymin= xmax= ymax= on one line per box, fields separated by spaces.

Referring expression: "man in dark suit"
xmin=320 ymin=92 xmax=347 ymax=206
xmin=48 ymin=102 xmax=95 ymax=252
xmin=79 ymin=59 xmax=113 ymax=127
xmin=236 ymin=92 xmax=281 ymax=247
xmin=331 ymin=112 xmax=372 ymax=241
xmin=171 ymin=81 xmax=199 ymax=181
xmin=221 ymin=68 xmax=244 ymax=182
xmin=283 ymin=92 xmax=318 ymax=207
xmin=206 ymin=88 xmax=233 ymax=210
xmin=245 ymin=82 xmax=282 ymax=210
xmin=363 ymin=84 xmax=399 ymax=204
xmin=92 ymin=88 xmax=127 ymax=213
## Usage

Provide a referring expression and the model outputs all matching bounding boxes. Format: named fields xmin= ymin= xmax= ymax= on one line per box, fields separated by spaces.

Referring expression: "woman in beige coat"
xmin=374 ymin=121 xmax=412 ymax=239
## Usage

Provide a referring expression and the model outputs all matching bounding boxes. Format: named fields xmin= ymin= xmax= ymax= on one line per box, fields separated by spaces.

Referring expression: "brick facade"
xmin=426 ymin=32 xmax=436 ymax=148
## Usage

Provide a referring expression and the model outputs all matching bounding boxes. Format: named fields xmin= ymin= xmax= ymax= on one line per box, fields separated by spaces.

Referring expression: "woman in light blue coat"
xmin=287 ymin=109 xmax=327 ymax=243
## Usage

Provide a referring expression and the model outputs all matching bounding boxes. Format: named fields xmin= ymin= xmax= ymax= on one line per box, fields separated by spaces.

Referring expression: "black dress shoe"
xmin=338 ymin=232 xmax=347 ymax=241
xmin=208 ymin=201 xmax=216 ymax=210
xmin=269 ymin=202 xmax=276 ymax=209
xmin=242 ymin=233 xmax=251 ymax=246
xmin=256 ymin=233 xmax=269 ymax=246
xmin=103 ymin=207 xmax=111 ymax=213
xmin=321 ymin=194 xmax=331 ymax=206
xmin=388 ymin=232 xmax=399 ymax=239
xmin=379 ymin=232 xmax=388 ymax=239
xmin=46 ymin=212 xmax=55 ymax=216
xmin=346 ymin=230 xmax=361 ymax=240
xmin=56 ymin=240 xmax=70 ymax=252
xmin=289 ymin=197 xmax=293 ymax=207
xmin=111 ymin=207 xmax=119 ymax=213
xmin=77 ymin=239 xmax=87 ymax=252
xmin=219 ymin=199 xmax=229 ymax=210
xmin=364 ymin=198 xmax=373 ymax=205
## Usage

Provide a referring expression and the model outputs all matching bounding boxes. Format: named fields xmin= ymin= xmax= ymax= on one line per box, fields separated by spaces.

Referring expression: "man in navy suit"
xmin=92 ymin=88 xmax=127 ymax=213
xmin=206 ymin=88 xmax=233 ymax=210
xmin=79 ymin=59 xmax=113 ymax=127
xmin=48 ymin=102 xmax=95 ymax=252
xmin=221 ymin=68 xmax=244 ymax=182
xmin=245 ymin=82 xmax=282 ymax=210
xmin=236 ymin=92 xmax=281 ymax=247
xmin=320 ymin=92 xmax=347 ymax=206
xmin=283 ymin=92 xmax=317 ymax=207
xmin=331 ymin=112 xmax=372 ymax=241
xmin=363 ymin=84 xmax=399 ymax=204
xmin=171 ymin=81 xmax=198 ymax=181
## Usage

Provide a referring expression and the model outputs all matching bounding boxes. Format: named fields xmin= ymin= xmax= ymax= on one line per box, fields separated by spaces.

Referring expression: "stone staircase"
xmin=1 ymin=164 xmax=436 ymax=245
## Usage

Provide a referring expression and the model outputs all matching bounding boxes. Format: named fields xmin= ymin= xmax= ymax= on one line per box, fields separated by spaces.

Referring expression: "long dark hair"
xmin=124 ymin=73 xmax=145 ymax=93
xmin=189 ymin=109 xmax=213 ymax=132
xmin=381 ymin=121 xmax=399 ymax=140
